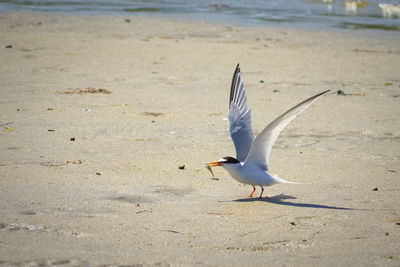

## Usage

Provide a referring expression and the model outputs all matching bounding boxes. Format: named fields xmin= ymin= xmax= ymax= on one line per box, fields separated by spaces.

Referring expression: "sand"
xmin=0 ymin=12 xmax=399 ymax=266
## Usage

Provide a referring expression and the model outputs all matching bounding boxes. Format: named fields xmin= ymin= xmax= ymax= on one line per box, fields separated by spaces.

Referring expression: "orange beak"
xmin=207 ymin=161 xmax=221 ymax=167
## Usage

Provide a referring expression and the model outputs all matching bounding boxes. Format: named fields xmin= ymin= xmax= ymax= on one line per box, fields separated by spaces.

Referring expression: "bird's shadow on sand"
xmin=223 ymin=194 xmax=353 ymax=210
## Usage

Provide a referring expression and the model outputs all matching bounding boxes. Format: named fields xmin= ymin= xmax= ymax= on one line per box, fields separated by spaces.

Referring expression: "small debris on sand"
xmin=57 ymin=87 xmax=112 ymax=94
xmin=140 ymin=112 xmax=164 ymax=117
xmin=336 ymin=90 xmax=364 ymax=96
xmin=66 ymin=160 xmax=83 ymax=164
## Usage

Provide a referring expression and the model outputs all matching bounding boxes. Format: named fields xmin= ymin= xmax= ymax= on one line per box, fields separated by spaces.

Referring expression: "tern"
xmin=206 ymin=64 xmax=330 ymax=198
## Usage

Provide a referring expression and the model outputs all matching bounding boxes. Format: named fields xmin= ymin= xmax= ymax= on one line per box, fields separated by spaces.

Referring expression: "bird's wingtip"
xmin=235 ymin=63 xmax=240 ymax=72
xmin=230 ymin=63 xmax=242 ymax=108
xmin=313 ymin=89 xmax=331 ymax=99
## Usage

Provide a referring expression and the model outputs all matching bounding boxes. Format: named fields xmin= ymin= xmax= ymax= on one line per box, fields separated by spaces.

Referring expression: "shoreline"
xmin=1 ymin=9 xmax=400 ymax=36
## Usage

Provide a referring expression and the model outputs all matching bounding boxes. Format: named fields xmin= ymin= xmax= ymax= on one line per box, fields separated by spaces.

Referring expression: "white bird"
xmin=206 ymin=64 xmax=330 ymax=198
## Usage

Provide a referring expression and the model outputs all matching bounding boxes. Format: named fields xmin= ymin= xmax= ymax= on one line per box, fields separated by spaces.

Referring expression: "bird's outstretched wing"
xmin=228 ymin=64 xmax=254 ymax=162
xmin=244 ymin=90 xmax=330 ymax=171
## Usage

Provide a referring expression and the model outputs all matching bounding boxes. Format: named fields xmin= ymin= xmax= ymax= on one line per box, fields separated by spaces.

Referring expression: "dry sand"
xmin=0 ymin=12 xmax=399 ymax=266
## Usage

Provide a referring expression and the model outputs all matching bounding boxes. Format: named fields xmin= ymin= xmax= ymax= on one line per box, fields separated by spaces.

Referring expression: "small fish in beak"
xmin=205 ymin=161 xmax=221 ymax=177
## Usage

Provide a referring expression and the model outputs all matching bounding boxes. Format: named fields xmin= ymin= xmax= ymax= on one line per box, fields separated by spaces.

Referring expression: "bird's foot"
xmin=247 ymin=186 xmax=256 ymax=198
xmin=259 ymin=187 xmax=265 ymax=198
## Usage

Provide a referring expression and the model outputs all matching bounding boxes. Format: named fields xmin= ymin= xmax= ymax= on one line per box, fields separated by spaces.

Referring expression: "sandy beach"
xmin=0 ymin=12 xmax=399 ymax=266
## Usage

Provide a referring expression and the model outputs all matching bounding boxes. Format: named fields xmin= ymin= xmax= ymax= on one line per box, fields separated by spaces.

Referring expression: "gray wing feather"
xmin=244 ymin=90 xmax=330 ymax=171
xmin=228 ymin=64 xmax=254 ymax=162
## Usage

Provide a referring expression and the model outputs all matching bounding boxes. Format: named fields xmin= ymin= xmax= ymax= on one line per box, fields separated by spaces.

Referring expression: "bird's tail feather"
xmin=273 ymin=174 xmax=305 ymax=184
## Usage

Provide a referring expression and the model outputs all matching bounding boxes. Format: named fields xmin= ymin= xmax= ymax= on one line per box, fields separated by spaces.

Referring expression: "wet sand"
xmin=0 ymin=12 xmax=399 ymax=266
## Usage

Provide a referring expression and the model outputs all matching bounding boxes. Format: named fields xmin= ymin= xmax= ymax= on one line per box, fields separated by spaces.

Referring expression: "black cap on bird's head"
xmin=207 ymin=156 xmax=240 ymax=167
xmin=219 ymin=156 xmax=241 ymax=164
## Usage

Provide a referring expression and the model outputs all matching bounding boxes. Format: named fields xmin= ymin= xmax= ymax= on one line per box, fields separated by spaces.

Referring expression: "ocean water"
xmin=0 ymin=0 xmax=399 ymax=31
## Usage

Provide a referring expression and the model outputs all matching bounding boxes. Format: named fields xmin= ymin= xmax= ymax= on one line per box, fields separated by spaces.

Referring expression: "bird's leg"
xmin=248 ymin=186 xmax=256 ymax=198
xmin=259 ymin=187 xmax=264 ymax=198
